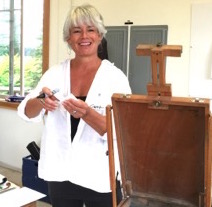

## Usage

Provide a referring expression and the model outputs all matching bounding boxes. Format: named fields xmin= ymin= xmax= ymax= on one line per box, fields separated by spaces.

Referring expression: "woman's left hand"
xmin=62 ymin=98 xmax=106 ymax=135
xmin=62 ymin=98 xmax=90 ymax=118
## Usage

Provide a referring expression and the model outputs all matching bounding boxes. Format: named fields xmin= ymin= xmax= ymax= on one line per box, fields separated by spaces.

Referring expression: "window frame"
xmin=42 ymin=0 xmax=50 ymax=73
xmin=0 ymin=0 xmax=50 ymax=109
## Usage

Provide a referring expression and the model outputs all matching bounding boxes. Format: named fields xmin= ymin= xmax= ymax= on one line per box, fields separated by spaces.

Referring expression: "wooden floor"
xmin=0 ymin=165 xmax=51 ymax=207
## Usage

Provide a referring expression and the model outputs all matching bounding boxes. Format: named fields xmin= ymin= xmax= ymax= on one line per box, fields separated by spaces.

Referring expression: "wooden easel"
xmin=136 ymin=44 xmax=182 ymax=96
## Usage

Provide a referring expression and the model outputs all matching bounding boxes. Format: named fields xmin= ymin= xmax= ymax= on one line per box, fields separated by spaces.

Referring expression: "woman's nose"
xmin=81 ymin=30 xmax=88 ymax=38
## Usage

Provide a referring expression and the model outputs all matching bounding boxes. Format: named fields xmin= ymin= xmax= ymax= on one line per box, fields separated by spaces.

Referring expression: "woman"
xmin=18 ymin=4 xmax=131 ymax=207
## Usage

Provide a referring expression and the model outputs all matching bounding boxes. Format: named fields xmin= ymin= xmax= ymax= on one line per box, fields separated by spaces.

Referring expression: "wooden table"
xmin=23 ymin=202 xmax=36 ymax=207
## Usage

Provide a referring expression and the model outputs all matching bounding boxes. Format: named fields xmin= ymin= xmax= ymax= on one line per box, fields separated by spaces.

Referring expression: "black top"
xmin=71 ymin=96 xmax=86 ymax=141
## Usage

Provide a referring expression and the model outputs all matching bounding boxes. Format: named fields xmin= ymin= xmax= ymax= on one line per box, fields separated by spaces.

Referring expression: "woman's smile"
xmin=79 ymin=41 xmax=92 ymax=46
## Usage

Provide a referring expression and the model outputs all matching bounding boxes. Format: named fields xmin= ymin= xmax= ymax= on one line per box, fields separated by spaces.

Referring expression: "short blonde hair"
xmin=63 ymin=4 xmax=107 ymax=42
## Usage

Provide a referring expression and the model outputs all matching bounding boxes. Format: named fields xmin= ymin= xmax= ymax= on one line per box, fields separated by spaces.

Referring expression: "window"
xmin=0 ymin=0 xmax=49 ymax=98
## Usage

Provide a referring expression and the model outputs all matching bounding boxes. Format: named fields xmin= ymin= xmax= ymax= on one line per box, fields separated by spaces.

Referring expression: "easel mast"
xmin=136 ymin=44 xmax=182 ymax=96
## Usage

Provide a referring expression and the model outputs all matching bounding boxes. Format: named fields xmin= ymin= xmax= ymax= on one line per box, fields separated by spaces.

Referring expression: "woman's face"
xmin=68 ymin=24 xmax=102 ymax=57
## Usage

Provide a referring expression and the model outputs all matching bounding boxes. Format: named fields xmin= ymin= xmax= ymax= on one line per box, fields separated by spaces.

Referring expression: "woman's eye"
xmin=73 ymin=30 xmax=81 ymax=33
xmin=87 ymin=27 xmax=96 ymax=32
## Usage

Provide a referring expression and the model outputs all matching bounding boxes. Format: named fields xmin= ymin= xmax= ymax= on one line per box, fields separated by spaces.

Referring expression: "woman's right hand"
xmin=25 ymin=87 xmax=59 ymax=118
xmin=38 ymin=87 xmax=59 ymax=111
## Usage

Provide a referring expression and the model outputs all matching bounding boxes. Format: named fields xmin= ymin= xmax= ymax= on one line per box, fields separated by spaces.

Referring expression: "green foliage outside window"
xmin=0 ymin=45 xmax=42 ymax=95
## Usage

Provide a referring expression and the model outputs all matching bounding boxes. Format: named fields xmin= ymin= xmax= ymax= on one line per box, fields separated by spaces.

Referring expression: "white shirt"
xmin=18 ymin=59 xmax=131 ymax=193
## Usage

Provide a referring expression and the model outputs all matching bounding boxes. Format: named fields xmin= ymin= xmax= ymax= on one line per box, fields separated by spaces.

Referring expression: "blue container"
xmin=22 ymin=155 xmax=51 ymax=204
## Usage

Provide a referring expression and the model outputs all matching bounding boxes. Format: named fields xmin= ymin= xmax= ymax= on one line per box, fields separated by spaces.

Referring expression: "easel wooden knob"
xmin=136 ymin=44 xmax=182 ymax=96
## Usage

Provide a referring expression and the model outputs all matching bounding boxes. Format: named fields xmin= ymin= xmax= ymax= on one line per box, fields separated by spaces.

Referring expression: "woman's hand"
xmin=62 ymin=98 xmax=106 ymax=136
xmin=62 ymin=98 xmax=90 ymax=118
xmin=39 ymin=87 xmax=59 ymax=111
xmin=25 ymin=87 xmax=59 ymax=118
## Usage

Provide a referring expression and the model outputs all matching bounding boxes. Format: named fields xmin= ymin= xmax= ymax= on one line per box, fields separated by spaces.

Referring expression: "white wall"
xmin=0 ymin=108 xmax=43 ymax=171
xmin=189 ymin=2 xmax=212 ymax=98
xmin=1 ymin=0 xmax=212 ymax=170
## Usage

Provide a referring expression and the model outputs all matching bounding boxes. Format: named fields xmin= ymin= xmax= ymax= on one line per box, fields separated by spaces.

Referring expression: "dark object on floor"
xmin=26 ymin=141 xmax=40 ymax=160
xmin=22 ymin=155 xmax=51 ymax=204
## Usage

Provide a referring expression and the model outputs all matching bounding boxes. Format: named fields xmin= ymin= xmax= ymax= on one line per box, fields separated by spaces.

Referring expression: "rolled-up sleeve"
xmin=17 ymin=93 xmax=46 ymax=122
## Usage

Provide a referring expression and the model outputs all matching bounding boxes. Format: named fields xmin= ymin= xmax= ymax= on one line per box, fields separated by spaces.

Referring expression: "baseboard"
xmin=0 ymin=161 xmax=21 ymax=172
